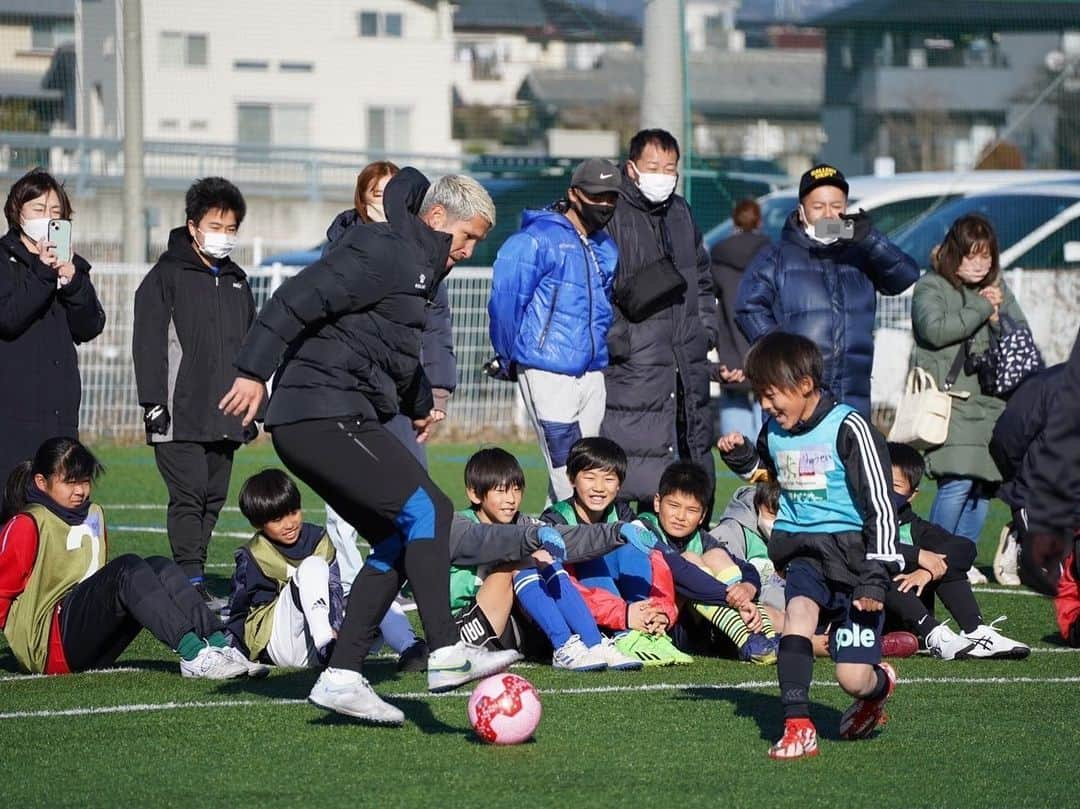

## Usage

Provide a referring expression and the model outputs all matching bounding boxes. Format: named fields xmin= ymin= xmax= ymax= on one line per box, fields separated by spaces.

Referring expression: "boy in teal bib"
xmin=718 ymin=332 xmax=903 ymax=760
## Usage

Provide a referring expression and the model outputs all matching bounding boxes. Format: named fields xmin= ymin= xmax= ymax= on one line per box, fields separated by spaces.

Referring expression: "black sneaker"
xmin=193 ymin=582 xmax=229 ymax=615
xmin=396 ymin=639 xmax=430 ymax=672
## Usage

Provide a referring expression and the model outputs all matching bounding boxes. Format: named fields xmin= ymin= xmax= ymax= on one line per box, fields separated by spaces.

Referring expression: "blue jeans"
xmin=716 ymin=390 xmax=763 ymax=439
xmin=929 ymin=476 xmax=990 ymax=545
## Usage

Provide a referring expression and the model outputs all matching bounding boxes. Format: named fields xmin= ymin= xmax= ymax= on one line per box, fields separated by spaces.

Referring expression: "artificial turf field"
xmin=2 ymin=441 xmax=1078 ymax=808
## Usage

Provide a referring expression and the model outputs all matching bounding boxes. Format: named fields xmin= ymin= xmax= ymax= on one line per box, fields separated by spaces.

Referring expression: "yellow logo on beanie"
xmin=810 ymin=166 xmax=838 ymax=181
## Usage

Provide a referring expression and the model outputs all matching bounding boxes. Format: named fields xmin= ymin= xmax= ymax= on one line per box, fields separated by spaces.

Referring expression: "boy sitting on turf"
xmin=639 ymin=461 xmax=779 ymax=664
xmin=710 ymin=479 xmax=785 ymax=613
xmin=718 ymin=332 xmax=902 ymax=760
xmin=450 ymin=448 xmax=642 ymax=671
xmin=225 ymin=469 xmax=344 ymax=669
xmin=886 ymin=443 xmax=1029 ymax=660
xmin=541 ymin=437 xmax=692 ymax=666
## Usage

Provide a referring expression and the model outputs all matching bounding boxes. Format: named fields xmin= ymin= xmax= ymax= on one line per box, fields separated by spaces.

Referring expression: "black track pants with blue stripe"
xmin=272 ymin=416 xmax=457 ymax=671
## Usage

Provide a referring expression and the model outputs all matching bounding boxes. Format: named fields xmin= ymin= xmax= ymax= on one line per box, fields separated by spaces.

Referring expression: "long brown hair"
xmin=932 ymin=213 xmax=1000 ymax=289
xmin=353 ymin=161 xmax=399 ymax=222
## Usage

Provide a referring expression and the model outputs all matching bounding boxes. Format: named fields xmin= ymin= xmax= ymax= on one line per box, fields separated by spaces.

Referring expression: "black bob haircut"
xmin=238 ymin=469 xmax=302 ymax=527
xmin=628 ymin=128 xmax=681 ymax=162
xmin=886 ymin=442 xmax=925 ymax=493
xmin=185 ymin=176 xmax=247 ymax=226
xmin=657 ymin=461 xmax=712 ymax=509
xmin=753 ymin=477 xmax=781 ymax=514
xmin=744 ymin=332 xmax=823 ymax=395
xmin=464 ymin=448 xmax=525 ymax=498
xmin=567 ymin=437 xmax=627 ymax=483
xmin=4 ymin=168 xmax=74 ymax=231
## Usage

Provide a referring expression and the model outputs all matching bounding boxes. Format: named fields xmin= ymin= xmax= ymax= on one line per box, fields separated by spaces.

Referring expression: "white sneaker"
xmin=427 ymin=641 xmax=522 ymax=693
xmin=967 ymin=566 xmax=989 ymax=585
xmin=598 ymin=636 xmax=643 ymax=671
xmin=994 ymin=526 xmax=1022 ymax=586
xmin=180 ymin=644 xmax=250 ymax=680
xmin=220 ymin=645 xmax=271 ymax=679
xmin=925 ymin=622 xmax=976 ymax=661
xmin=552 ymin=635 xmax=608 ymax=672
xmin=308 ymin=667 xmax=404 ymax=725
xmin=961 ymin=617 xmax=1031 ymax=660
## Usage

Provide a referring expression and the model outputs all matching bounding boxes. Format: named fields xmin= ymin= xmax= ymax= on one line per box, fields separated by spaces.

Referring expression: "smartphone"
xmin=48 ymin=219 xmax=73 ymax=263
xmin=814 ymin=218 xmax=854 ymax=240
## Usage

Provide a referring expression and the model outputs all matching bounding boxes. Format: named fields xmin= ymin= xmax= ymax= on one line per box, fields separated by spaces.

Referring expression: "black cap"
xmin=571 ymin=159 xmax=621 ymax=196
xmin=799 ymin=164 xmax=849 ymax=199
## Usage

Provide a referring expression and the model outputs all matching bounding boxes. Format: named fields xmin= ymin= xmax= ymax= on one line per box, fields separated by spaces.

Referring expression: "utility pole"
xmin=641 ymin=0 xmax=687 ymax=188
xmin=121 ymin=0 xmax=145 ymax=264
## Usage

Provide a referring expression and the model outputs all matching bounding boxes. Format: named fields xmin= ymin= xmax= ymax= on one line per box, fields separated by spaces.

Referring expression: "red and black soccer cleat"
xmin=839 ymin=662 xmax=897 ymax=740
xmin=768 ymin=717 xmax=820 ymax=760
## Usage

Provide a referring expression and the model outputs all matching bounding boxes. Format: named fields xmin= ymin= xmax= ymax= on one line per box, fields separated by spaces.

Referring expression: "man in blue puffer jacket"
xmin=735 ymin=165 xmax=918 ymax=418
xmin=488 ymin=159 xmax=621 ymax=503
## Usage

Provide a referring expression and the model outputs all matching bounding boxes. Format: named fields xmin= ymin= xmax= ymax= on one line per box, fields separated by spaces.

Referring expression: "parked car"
xmin=702 ymin=170 xmax=1080 ymax=248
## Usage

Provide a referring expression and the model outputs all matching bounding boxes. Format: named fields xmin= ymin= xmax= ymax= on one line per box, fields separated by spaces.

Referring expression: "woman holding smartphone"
xmin=0 ymin=168 xmax=106 ymax=481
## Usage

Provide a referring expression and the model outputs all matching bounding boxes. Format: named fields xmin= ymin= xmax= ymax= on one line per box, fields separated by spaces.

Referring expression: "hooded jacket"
xmin=710 ymin=230 xmax=770 ymax=388
xmin=0 ymin=229 xmax=105 ymax=479
xmin=736 ymin=212 xmax=918 ymax=418
xmin=601 ymin=169 xmax=719 ymax=502
xmin=233 ymin=168 xmax=450 ymax=428
xmin=133 ymin=227 xmax=259 ymax=444
xmin=323 ymin=209 xmax=457 ymax=395
xmin=488 ymin=207 xmax=618 ymax=376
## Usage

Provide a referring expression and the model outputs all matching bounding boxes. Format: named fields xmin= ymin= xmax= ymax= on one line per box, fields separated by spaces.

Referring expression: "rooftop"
xmin=454 ymin=0 xmax=640 ymax=43
xmin=813 ymin=0 xmax=1080 ymax=28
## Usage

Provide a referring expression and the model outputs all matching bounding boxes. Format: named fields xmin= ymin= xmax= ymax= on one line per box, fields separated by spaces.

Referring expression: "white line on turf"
xmin=971 ymin=587 xmax=1043 ymax=597
xmin=110 ymin=525 xmax=253 ymax=540
xmin=4 ymin=675 xmax=1080 ymax=721
xmin=0 ymin=667 xmax=138 ymax=684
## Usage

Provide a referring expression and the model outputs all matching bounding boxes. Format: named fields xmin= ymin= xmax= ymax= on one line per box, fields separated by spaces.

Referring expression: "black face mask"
xmin=575 ymin=200 xmax=615 ymax=234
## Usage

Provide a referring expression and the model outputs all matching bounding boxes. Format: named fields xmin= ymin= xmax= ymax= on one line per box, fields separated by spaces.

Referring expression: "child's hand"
xmin=716 ymin=432 xmax=746 ymax=454
xmin=645 ymin=611 xmax=670 ymax=636
xmin=627 ymin=600 xmax=656 ymax=632
xmin=853 ymin=597 xmax=884 ymax=612
xmin=726 ymin=582 xmax=755 ymax=609
xmin=530 ymin=549 xmax=555 ymax=566
xmin=894 ymin=568 xmax=932 ymax=596
xmin=738 ymin=602 xmax=764 ymax=633
xmin=917 ymin=549 xmax=948 ymax=580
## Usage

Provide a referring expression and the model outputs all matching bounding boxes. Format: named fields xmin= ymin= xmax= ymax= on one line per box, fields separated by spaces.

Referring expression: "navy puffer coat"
xmin=735 ymin=211 xmax=917 ymax=417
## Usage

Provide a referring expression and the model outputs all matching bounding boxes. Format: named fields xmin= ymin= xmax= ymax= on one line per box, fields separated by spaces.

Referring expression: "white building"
xmin=78 ymin=0 xmax=457 ymax=156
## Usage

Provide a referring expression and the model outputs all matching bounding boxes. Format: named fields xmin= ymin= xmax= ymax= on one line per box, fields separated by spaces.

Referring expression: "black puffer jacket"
xmin=234 ymin=168 xmax=449 ymax=428
xmin=133 ymin=228 xmax=260 ymax=444
xmin=710 ymin=230 xmax=770 ymax=388
xmin=601 ymin=169 xmax=719 ymax=502
xmin=0 ymin=229 xmax=105 ymax=479
xmin=322 ymin=208 xmax=457 ymax=395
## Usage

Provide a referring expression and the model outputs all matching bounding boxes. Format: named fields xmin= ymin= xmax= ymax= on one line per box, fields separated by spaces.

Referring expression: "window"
xmin=236 ymin=103 xmax=311 ymax=147
xmin=159 ymin=119 xmax=179 ymax=131
xmin=160 ymin=32 xmax=207 ymax=67
xmin=279 ymin=62 xmax=314 ymax=73
xmin=190 ymin=120 xmax=208 ymax=131
xmin=1011 ymin=217 xmax=1080 ymax=270
xmin=367 ymin=106 xmax=411 ymax=152
xmin=31 ymin=19 xmax=75 ymax=50
xmin=357 ymin=11 xmax=404 ymax=38
xmin=234 ymin=60 xmax=269 ymax=71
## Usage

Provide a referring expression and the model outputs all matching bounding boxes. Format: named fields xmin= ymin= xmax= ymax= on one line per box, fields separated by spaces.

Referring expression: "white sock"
xmin=379 ymin=600 xmax=417 ymax=654
xmin=294 ymin=556 xmax=335 ymax=651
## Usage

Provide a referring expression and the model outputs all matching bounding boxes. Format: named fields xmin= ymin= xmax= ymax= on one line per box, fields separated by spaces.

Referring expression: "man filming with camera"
xmin=735 ymin=164 xmax=918 ymax=419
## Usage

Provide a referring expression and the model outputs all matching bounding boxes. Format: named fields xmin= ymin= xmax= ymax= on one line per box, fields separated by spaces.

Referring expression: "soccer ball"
xmin=467 ymin=673 xmax=542 ymax=745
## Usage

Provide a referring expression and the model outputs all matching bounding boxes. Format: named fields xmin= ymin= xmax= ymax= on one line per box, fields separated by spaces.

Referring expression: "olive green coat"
xmin=910 ymin=271 xmax=1027 ymax=482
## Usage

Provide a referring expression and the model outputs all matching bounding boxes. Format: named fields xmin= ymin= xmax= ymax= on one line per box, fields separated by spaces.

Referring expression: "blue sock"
xmin=513 ymin=568 xmax=572 ymax=649
xmin=189 ymin=576 xmax=204 ymax=586
xmin=540 ymin=562 xmax=602 ymax=647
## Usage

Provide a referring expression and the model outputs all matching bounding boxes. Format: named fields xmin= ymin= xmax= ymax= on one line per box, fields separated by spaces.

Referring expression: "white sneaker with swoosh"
xmin=427 ymin=641 xmax=521 ymax=693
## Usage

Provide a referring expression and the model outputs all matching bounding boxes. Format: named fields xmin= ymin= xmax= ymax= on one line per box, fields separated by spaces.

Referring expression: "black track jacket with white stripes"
xmin=721 ymin=393 xmax=902 ymax=603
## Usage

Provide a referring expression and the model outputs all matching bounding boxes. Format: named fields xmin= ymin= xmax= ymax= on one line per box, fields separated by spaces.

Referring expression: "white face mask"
xmin=21 ymin=217 xmax=50 ymax=244
xmin=634 ymin=167 xmax=678 ymax=204
xmin=197 ymin=229 xmax=237 ymax=260
xmin=800 ymin=205 xmax=838 ymax=246
xmin=366 ymin=201 xmax=386 ymax=223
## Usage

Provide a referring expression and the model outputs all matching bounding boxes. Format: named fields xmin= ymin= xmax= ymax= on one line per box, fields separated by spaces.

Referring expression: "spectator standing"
xmin=710 ymin=198 xmax=769 ymax=438
xmin=601 ymin=129 xmax=718 ymax=507
xmin=911 ymin=214 xmax=1031 ymax=583
xmin=488 ymin=158 xmax=621 ymax=503
xmin=736 ymin=164 xmax=918 ymax=419
xmin=133 ymin=177 xmax=263 ymax=610
xmin=0 ymin=169 xmax=105 ymax=481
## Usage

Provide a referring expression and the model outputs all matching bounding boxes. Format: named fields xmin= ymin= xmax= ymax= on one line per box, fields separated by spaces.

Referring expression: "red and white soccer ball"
xmin=467 ymin=673 xmax=542 ymax=745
